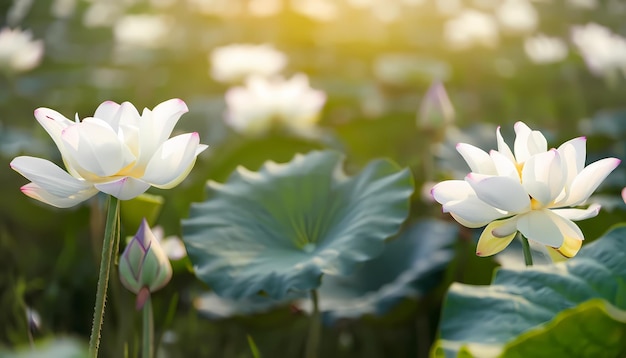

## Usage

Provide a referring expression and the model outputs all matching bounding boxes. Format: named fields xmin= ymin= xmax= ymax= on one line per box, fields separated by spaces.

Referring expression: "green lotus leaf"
xmin=182 ymin=150 xmax=414 ymax=300
xmin=432 ymin=224 xmax=626 ymax=358
xmin=317 ymin=219 xmax=458 ymax=322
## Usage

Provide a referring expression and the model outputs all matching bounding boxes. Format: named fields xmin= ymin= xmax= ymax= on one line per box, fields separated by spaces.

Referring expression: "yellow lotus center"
xmin=530 ymin=198 xmax=543 ymax=210
xmin=516 ymin=162 xmax=524 ymax=179
xmin=116 ymin=161 xmax=143 ymax=178
xmin=516 ymin=161 xmax=546 ymax=211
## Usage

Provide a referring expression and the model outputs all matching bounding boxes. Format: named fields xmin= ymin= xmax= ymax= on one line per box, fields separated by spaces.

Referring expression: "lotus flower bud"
xmin=119 ymin=218 xmax=172 ymax=309
xmin=418 ymin=81 xmax=455 ymax=131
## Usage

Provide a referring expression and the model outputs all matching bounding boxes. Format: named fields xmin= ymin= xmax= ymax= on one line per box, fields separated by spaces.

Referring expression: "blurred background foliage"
xmin=1 ymin=0 xmax=626 ymax=357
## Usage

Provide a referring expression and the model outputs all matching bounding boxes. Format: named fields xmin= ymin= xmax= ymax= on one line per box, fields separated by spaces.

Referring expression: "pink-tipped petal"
xmin=142 ymin=132 xmax=205 ymax=188
xmin=456 ymin=143 xmax=495 ymax=174
xmin=521 ymin=149 xmax=565 ymax=206
xmin=93 ymin=100 xmax=122 ymax=128
xmin=33 ymin=107 xmax=75 ymax=155
xmin=557 ymin=136 xmax=586 ymax=186
xmin=431 ymin=180 xmax=474 ymax=205
xmin=513 ymin=121 xmax=547 ymax=162
xmin=10 ymin=156 xmax=93 ymax=197
xmin=20 ymin=183 xmax=97 ymax=208
xmin=551 ymin=203 xmax=601 ymax=221
xmin=496 ymin=126 xmax=515 ymax=163
xmin=137 ymin=99 xmax=189 ymax=168
xmin=563 ymin=157 xmax=621 ymax=206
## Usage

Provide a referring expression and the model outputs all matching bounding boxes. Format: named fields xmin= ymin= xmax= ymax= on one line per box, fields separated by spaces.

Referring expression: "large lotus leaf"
xmin=182 ymin=150 xmax=414 ymax=300
xmin=314 ymin=219 xmax=457 ymax=322
xmin=432 ymin=225 xmax=626 ymax=358
xmin=154 ymin=132 xmax=328 ymax=233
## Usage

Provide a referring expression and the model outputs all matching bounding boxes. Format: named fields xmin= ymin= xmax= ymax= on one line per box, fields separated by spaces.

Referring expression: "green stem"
xmin=520 ymin=233 xmax=533 ymax=267
xmin=142 ymin=294 xmax=154 ymax=358
xmin=88 ymin=196 xmax=120 ymax=357
xmin=304 ymin=290 xmax=321 ymax=358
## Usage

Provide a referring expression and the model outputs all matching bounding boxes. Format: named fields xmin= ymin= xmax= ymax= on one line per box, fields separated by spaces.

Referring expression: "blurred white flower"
xmin=83 ymin=2 xmax=124 ymax=28
xmin=210 ymin=43 xmax=287 ymax=84
xmin=495 ymin=0 xmax=538 ymax=34
xmin=150 ymin=0 xmax=177 ymax=8
xmin=113 ymin=14 xmax=171 ymax=48
xmin=292 ymin=0 xmax=339 ymax=22
xmin=7 ymin=0 xmax=33 ymax=26
xmin=0 ymin=27 xmax=44 ymax=73
xmin=402 ymin=0 xmax=425 ymax=6
xmin=571 ymin=23 xmax=626 ymax=78
xmin=370 ymin=2 xmax=402 ymax=23
xmin=472 ymin=0 xmax=498 ymax=9
xmin=373 ymin=54 xmax=451 ymax=86
xmin=524 ymin=34 xmax=568 ymax=64
xmin=567 ymin=0 xmax=597 ymax=9
xmin=224 ymin=74 xmax=326 ymax=137
xmin=51 ymin=0 xmax=76 ymax=18
xmin=444 ymin=9 xmax=499 ymax=50
xmin=436 ymin=0 xmax=462 ymax=15
xmin=346 ymin=0 xmax=374 ymax=8
xmin=187 ymin=0 xmax=243 ymax=17
xmin=152 ymin=226 xmax=187 ymax=260
xmin=248 ymin=0 xmax=281 ymax=17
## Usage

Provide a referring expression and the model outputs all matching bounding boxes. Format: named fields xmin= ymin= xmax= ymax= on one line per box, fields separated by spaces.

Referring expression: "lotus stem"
xmin=304 ymin=289 xmax=321 ymax=358
xmin=88 ymin=196 xmax=120 ymax=357
xmin=520 ymin=233 xmax=533 ymax=267
xmin=142 ymin=293 xmax=154 ymax=358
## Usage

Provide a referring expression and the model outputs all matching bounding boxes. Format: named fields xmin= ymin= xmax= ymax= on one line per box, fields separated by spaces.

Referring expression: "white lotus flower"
xmin=224 ymin=73 xmax=326 ymax=137
xmin=0 ymin=27 xmax=44 ymax=73
xmin=10 ymin=99 xmax=208 ymax=208
xmin=495 ymin=0 xmax=538 ymax=35
xmin=524 ymin=34 xmax=568 ymax=65
xmin=113 ymin=14 xmax=171 ymax=49
xmin=443 ymin=9 xmax=499 ymax=50
xmin=432 ymin=121 xmax=620 ymax=258
xmin=567 ymin=0 xmax=597 ymax=9
xmin=571 ymin=23 xmax=626 ymax=78
xmin=209 ymin=43 xmax=287 ymax=83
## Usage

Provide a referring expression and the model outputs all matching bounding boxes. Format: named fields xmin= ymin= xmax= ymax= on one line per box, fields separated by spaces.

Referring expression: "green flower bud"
xmin=119 ymin=218 xmax=172 ymax=309
xmin=418 ymin=81 xmax=455 ymax=131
